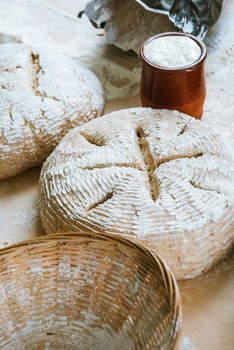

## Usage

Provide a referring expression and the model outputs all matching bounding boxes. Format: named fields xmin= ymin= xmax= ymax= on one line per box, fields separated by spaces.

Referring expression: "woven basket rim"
xmin=0 ymin=231 xmax=182 ymax=349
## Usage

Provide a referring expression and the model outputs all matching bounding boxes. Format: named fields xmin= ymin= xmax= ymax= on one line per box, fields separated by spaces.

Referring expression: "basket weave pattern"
xmin=0 ymin=233 xmax=181 ymax=349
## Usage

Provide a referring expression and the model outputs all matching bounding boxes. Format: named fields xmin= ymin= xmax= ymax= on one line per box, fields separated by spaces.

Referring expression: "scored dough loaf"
xmin=39 ymin=108 xmax=234 ymax=279
xmin=0 ymin=44 xmax=104 ymax=179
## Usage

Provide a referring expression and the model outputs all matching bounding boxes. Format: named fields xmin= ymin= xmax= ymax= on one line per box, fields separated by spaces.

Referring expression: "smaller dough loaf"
xmin=0 ymin=44 xmax=104 ymax=179
xmin=39 ymin=108 xmax=234 ymax=279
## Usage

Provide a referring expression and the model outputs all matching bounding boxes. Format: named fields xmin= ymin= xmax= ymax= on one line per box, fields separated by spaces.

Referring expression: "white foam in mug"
xmin=144 ymin=35 xmax=201 ymax=69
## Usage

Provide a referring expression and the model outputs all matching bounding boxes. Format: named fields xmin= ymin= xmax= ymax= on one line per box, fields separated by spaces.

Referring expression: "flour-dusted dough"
xmin=0 ymin=44 xmax=104 ymax=179
xmin=39 ymin=108 xmax=234 ymax=279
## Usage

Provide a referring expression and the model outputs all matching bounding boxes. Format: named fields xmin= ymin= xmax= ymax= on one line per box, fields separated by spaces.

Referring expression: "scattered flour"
xmin=180 ymin=337 xmax=196 ymax=350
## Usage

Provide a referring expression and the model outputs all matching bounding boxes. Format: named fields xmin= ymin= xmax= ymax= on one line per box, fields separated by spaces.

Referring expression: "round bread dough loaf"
xmin=0 ymin=44 xmax=104 ymax=179
xmin=39 ymin=108 xmax=234 ymax=279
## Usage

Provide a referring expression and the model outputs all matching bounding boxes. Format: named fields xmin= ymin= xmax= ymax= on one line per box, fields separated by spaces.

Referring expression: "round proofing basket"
xmin=0 ymin=232 xmax=182 ymax=349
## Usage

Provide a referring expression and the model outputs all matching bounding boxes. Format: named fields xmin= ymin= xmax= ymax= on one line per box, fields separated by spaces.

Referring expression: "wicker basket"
xmin=0 ymin=232 xmax=182 ymax=349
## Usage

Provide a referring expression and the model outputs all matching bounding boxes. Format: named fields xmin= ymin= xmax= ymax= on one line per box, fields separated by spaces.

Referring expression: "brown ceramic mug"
xmin=140 ymin=32 xmax=207 ymax=119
